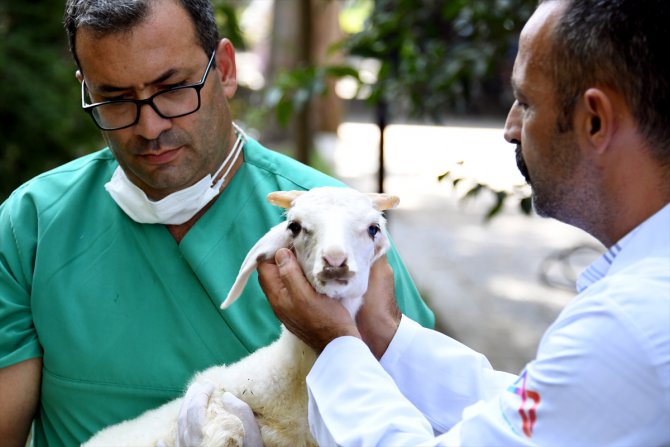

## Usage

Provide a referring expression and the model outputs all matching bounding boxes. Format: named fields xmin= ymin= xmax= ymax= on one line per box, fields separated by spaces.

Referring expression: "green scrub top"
xmin=0 ymin=137 xmax=434 ymax=446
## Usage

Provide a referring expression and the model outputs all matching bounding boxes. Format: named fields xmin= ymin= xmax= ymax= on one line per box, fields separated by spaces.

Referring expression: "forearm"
xmin=307 ymin=337 xmax=437 ymax=447
xmin=380 ymin=317 xmax=515 ymax=432
xmin=307 ymin=328 xmax=515 ymax=446
xmin=0 ymin=358 xmax=42 ymax=447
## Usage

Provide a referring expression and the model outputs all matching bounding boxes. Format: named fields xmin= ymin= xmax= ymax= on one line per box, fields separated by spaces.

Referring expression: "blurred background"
xmin=0 ymin=0 xmax=602 ymax=373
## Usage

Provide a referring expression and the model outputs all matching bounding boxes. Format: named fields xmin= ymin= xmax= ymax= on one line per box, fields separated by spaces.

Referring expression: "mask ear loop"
xmin=210 ymin=123 xmax=246 ymax=189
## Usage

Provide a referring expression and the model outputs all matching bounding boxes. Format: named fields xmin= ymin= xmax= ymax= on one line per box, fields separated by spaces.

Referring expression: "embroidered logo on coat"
xmin=507 ymin=370 xmax=541 ymax=438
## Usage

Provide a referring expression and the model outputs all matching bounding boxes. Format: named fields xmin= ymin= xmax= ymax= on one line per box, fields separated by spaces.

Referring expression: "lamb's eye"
xmin=367 ymin=224 xmax=380 ymax=239
xmin=287 ymin=221 xmax=302 ymax=237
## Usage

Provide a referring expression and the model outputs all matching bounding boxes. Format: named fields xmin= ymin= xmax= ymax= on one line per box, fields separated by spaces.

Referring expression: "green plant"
xmin=260 ymin=0 xmax=536 ymax=216
xmin=0 ymin=2 xmax=102 ymax=201
xmin=438 ymin=163 xmax=532 ymax=221
xmin=344 ymin=0 xmax=535 ymax=118
xmin=265 ymin=65 xmax=361 ymax=127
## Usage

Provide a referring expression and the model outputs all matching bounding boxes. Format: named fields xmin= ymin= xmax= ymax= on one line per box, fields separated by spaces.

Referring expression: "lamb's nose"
xmin=323 ymin=254 xmax=347 ymax=268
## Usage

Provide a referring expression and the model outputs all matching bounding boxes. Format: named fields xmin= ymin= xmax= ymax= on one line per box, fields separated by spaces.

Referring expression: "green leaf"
xmin=275 ymin=98 xmax=294 ymax=127
xmin=464 ymin=183 xmax=484 ymax=199
xmin=437 ymin=171 xmax=450 ymax=181
xmin=324 ymin=65 xmax=361 ymax=80
xmin=485 ymin=191 xmax=508 ymax=221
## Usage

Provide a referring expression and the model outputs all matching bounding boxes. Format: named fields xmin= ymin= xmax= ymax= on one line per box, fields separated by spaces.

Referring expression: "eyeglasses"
xmin=81 ymin=50 xmax=216 ymax=131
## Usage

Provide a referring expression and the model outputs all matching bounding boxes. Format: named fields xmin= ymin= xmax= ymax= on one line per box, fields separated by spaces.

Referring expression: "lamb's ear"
xmin=221 ymin=221 xmax=292 ymax=309
xmin=267 ymin=190 xmax=304 ymax=209
xmin=367 ymin=193 xmax=400 ymax=211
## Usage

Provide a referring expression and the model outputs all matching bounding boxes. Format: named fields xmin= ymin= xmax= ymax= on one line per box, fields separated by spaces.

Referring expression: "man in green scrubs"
xmin=0 ymin=0 xmax=434 ymax=446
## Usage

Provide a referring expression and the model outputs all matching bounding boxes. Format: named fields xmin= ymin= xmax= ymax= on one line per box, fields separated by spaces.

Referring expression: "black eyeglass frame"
xmin=81 ymin=50 xmax=217 ymax=131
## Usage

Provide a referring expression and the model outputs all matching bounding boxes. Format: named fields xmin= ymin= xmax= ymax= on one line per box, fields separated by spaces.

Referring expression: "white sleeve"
xmin=306 ymin=317 xmax=516 ymax=447
xmin=307 ymin=336 xmax=437 ymax=447
xmin=380 ymin=316 xmax=516 ymax=432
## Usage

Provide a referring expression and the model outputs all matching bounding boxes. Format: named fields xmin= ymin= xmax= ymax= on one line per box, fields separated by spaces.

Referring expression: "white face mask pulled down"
xmin=105 ymin=123 xmax=246 ymax=225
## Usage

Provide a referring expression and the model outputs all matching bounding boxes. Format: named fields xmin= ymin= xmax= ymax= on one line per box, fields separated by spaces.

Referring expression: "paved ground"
xmin=316 ymin=120 xmax=603 ymax=373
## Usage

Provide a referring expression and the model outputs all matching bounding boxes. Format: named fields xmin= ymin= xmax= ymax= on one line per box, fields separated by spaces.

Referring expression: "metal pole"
xmin=376 ymin=99 xmax=388 ymax=193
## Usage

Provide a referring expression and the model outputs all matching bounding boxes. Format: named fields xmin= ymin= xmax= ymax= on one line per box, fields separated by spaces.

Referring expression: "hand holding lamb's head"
xmin=221 ymin=186 xmax=399 ymax=316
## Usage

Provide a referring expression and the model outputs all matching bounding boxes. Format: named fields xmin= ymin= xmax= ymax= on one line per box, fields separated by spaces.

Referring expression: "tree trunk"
xmin=267 ymin=0 xmax=343 ymax=164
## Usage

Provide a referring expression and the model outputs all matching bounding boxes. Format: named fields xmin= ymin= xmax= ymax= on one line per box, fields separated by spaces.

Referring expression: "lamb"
xmin=84 ymin=186 xmax=400 ymax=447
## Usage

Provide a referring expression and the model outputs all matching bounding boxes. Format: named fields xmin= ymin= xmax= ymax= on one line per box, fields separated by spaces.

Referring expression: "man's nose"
xmin=503 ymin=101 xmax=521 ymax=144
xmin=134 ymin=103 xmax=172 ymax=140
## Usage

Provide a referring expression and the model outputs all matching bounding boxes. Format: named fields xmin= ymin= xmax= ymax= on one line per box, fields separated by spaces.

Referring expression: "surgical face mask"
xmin=105 ymin=124 xmax=246 ymax=225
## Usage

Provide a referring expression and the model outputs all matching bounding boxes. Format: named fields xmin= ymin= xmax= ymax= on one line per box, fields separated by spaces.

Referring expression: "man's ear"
xmin=579 ymin=88 xmax=615 ymax=154
xmin=76 ymin=70 xmax=83 ymax=83
xmin=215 ymin=38 xmax=237 ymax=98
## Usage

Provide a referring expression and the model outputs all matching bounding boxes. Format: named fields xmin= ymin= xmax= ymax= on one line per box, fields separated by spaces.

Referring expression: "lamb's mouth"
xmin=317 ymin=278 xmax=350 ymax=287
xmin=317 ymin=268 xmax=354 ymax=286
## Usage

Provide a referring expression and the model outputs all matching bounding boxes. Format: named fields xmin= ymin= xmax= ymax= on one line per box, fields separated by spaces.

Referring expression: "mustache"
xmin=130 ymin=129 xmax=191 ymax=153
xmin=515 ymin=144 xmax=531 ymax=184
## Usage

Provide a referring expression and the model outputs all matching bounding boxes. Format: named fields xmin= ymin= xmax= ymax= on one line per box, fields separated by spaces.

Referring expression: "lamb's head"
xmin=221 ymin=186 xmax=399 ymax=316
xmin=274 ymin=187 xmax=397 ymax=302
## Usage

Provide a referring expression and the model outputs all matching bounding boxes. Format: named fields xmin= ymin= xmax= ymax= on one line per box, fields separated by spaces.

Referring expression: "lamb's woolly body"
xmin=84 ymin=186 xmax=398 ymax=447
xmin=198 ymin=330 xmax=317 ymax=447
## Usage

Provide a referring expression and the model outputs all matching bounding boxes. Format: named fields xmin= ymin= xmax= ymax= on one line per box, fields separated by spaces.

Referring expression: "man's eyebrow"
xmin=510 ymin=78 xmax=529 ymax=100
xmin=93 ymin=68 xmax=180 ymax=94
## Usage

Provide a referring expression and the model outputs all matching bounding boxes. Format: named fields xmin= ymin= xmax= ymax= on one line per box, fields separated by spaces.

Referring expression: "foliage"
xmin=212 ymin=0 xmax=247 ymax=50
xmin=267 ymin=0 xmax=535 ymax=125
xmin=0 ymin=1 xmax=101 ymax=201
xmin=343 ymin=0 xmax=536 ymax=118
xmin=266 ymin=65 xmax=360 ymax=128
xmin=437 ymin=165 xmax=533 ymax=222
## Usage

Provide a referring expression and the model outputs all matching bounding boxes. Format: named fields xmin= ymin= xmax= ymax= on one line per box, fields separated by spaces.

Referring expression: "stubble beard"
xmin=515 ymin=129 xmax=589 ymax=225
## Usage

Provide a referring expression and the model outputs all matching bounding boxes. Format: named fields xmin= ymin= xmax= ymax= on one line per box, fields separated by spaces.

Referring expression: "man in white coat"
xmin=258 ymin=0 xmax=670 ymax=445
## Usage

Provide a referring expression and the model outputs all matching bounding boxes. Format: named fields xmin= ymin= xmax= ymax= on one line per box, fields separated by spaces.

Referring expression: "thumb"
xmin=274 ymin=248 xmax=315 ymax=301
xmin=275 ymin=248 xmax=303 ymax=284
xmin=274 ymin=247 xmax=294 ymax=268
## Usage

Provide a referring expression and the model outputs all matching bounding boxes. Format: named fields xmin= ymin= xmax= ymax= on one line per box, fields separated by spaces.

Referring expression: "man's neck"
xmin=165 ymin=151 xmax=245 ymax=244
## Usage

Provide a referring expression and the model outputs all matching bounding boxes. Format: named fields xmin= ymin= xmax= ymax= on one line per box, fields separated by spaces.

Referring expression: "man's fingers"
xmin=369 ymin=255 xmax=392 ymax=283
xmin=258 ymin=256 xmax=285 ymax=301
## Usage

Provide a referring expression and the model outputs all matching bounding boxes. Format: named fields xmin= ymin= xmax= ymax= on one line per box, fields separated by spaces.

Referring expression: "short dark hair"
xmin=64 ymin=0 xmax=220 ymax=70
xmin=546 ymin=0 xmax=670 ymax=163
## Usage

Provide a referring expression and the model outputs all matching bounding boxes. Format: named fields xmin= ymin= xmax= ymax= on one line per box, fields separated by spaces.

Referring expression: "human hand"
xmin=257 ymin=248 xmax=360 ymax=353
xmin=219 ymin=392 xmax=263 ymax=447
xmin=356 ymin=255 xmax=402 ymax=359
xmin=176 ymin=380 xmax=215 ymax=447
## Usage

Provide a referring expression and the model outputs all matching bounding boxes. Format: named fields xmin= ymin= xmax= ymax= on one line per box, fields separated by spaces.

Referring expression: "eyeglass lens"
xmin=90 ymin=87 xmax=200 ymax=130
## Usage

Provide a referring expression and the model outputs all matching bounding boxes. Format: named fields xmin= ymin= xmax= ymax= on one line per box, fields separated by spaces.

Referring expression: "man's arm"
xmin=0 ymin=358 xmax=42 ymax=447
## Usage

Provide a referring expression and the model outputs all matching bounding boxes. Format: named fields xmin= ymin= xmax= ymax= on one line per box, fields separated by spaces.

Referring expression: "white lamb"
xmin=84 ymin=186 xmax=400 ymax=447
